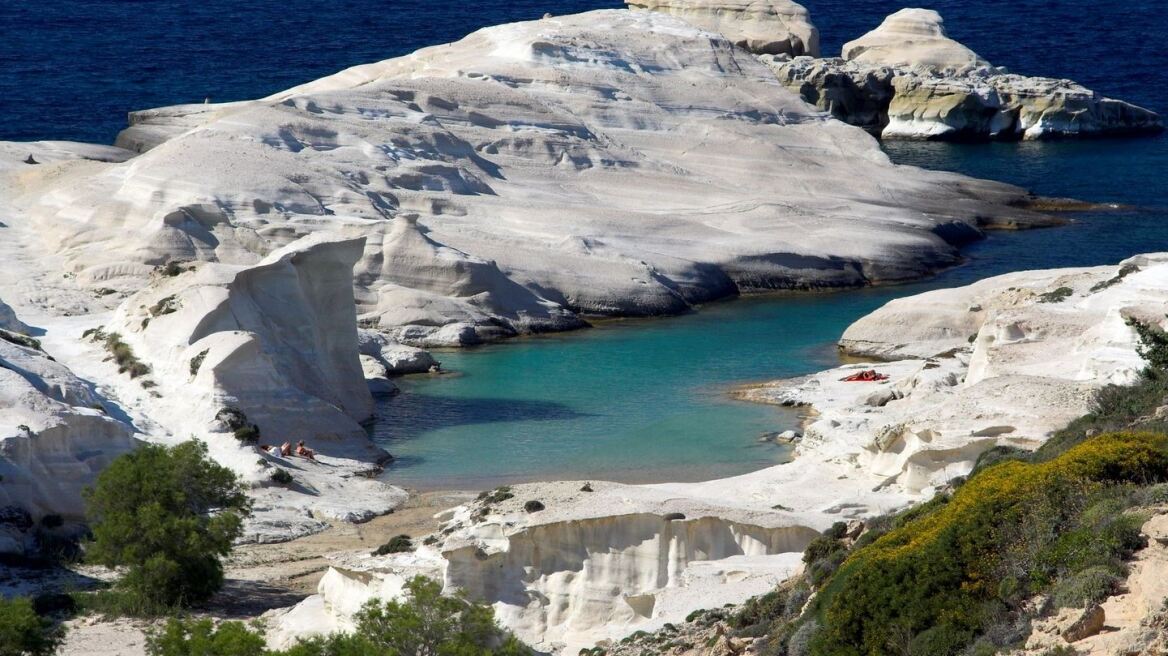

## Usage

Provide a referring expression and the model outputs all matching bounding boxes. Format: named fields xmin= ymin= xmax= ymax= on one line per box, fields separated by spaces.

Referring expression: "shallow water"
xmin=3 ymin=0 xmax=1167 ymax=489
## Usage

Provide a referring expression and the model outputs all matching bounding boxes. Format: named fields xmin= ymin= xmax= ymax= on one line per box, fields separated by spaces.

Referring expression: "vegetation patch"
xmin=159 ymin=261 xmax=189 ymax=277
xmin=143 ymin=576 xmax=532 ymax=656
xmin=0 ymin=328 xmax=42 ymax=351
xmin=83 ymin=441 xmax=250 ymax=614
xmin=0 ymin=596 xmax=64 ymax=656
xmin=188 ymin=349 xmax=208 ymax=377
xmin=1090 ymin=263 xmax=1140 ymax=292
xmin=215 ymin=407 xmax=261 ymax=443
xmin=1038 ymin=286 xmax=1074 ymax=303
xmin=806 ymin=431 xmax=1160 ymax=655
xmin=477 ymin=486 xmax=515 ymax=505
xmin=86 ymin=328 xmax=151 ymax=379
xmin=147 ymin=295 xmax=179 ymax=318
xmin=270 ymin=468 xmax=293 ymax=485
xmin=372 ymin=534 xmax=413 ymax=556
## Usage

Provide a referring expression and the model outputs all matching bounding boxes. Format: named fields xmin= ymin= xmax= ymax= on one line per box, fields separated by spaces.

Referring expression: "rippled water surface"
xmin=3 ymin=0 xmax=1166 ymax=488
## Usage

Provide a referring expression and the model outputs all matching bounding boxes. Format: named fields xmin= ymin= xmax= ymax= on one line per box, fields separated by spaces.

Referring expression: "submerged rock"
xmin=764 ymin=9 xmax=1161 ymax=140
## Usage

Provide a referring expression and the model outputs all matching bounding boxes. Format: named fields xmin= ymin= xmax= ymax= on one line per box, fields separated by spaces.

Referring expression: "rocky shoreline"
xmin=0 ymin=0 xmax=1164 ymax=653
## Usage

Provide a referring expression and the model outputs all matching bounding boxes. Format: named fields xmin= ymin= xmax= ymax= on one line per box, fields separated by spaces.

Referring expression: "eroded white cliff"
xmin=4 ymin=10 xmax=1058 ymax=346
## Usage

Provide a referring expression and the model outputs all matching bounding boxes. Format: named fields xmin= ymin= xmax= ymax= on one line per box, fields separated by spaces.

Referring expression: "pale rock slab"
xmin=357 ymin=329 xmax=439 ymax=375
xmin=625 ymin=0 xmax=820 ymax=56
xmin=0 ymin=313 xmax=137 ymax=528
xmin=5 ymin=10 xmax=1057 ymax=345
xmin=841 ymin=8 xmax=987 ymax=73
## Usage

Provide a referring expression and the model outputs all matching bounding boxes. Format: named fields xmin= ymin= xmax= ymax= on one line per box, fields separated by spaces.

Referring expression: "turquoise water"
xmin=374 ymin=136 xmax=1168 ymax=490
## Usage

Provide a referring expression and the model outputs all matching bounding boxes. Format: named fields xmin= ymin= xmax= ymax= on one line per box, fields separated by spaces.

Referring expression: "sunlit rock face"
xmin=625 ymin=0 xmax=820 ymax=56
xmin=7 ymin=10 xmax=1055 ymax=346
xmin=765 ymin=8 xmax=1161 ymax=141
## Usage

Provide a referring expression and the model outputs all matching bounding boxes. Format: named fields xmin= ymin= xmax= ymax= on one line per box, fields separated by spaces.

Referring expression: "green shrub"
xmin=1038 ymin=287 xmax=1074 ymax=303
xmin=477 ymin=486 xmax=514 ymax=505
xmin=148 ymin=295 xmax=179 ymax=318
xmin=232 ymin=425 xmax=260 ymax=444
xmin=1051 ymin=565 xmax=1123 ymax=609
xmin=189 ymin=350 xmax=208 ymax=377
xmin=83 ymin=441 xmax=250 ymax=613
xmin=524 ymin=500 xmax=545 ymax=513
xmin=0 ymin=329 xmax=42 ymax=351
xmin=92 ymin=331 xmax=151 ymax=380
xmin=267 ymin=576 xmax=532 ymax=656
xmin=160 ymin=262 xmax=187 ymax=277
xmin=1128 ymin=316 xmax=1168 ymax=371
xmin=146 ymin=618 xmax=265 ymax=656
xmin=786 ymin=620 xmax=820 ymax=656
xmin=810 ymin=432 xmax=1168 ymax=656
xmin=730 ymin=589 xmax=787 ymax=630
xmin=372 ymin=534 xmax=413 ymax=556
xmin=823 ymin=522 xmax=848 ymax=540
xmin=270 ymin=468 xmax=293 ymax=485
xmin=1090 ymin=263 xmax=1139 ymax=292
xmin=0 ymin=597 xmax=64 ymax=656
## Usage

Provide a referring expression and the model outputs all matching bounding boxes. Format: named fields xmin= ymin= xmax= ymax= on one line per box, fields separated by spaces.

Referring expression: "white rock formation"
xmin=764 ymin=10 xmax=1162 ymax=140
xmin=269 ymin=480 xmax=816 ymax=654
xmin=357 ymin=329 xmax=438 ymax=375
xmin=108 ymin=233 xmax=377 ymax=456
xmin=0 ymin=310 xmax=138 ymax=537
xmin=268 ymin=253 xmax=1168 ymax=650
xmin=5 ymin=10 xmax=1058 ymax=346
xmin=625 ymin=0 xmax=820 ymax=56
xmin=841 ymin=8 xmax=986 ymax=72
xmin=95 ymin=233 xmax=407 ymax=540
xmin=0 ymin=300 xmax=31 ymax=334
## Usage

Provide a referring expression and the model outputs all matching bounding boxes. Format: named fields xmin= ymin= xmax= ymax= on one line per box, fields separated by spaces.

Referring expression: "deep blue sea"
xmin=3 ymin=1 xmax=1166 ymax=489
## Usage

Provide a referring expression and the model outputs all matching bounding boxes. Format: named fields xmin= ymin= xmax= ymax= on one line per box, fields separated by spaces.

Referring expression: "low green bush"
xmin=189 ymin=350 xmax=208 ymax=377
xmin=0 ymin=328 xmax=42 ymax=351
xmin=146 ymin=617 xmax=265 ymax=656
xmin=810 ymin=432 xmax=1168 ymax=656
xmin=269 ymin=468 xmax=293 ymax=485
xmin=1038 ymin=286 xmax=1074 ymax=303
xmin=372 ymin=534 xmax=413 ymax=556
xmin=0 ymin=597 xmax=64 ymax=656
xmin=1051 ymin=565 xmax=1123 ymax=609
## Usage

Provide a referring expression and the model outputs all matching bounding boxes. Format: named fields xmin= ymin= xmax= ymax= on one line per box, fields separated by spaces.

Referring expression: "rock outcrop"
xmin=841 ymin=8 xmax=986 ymax=73
xmin=0 ymin=310 xmax=138 ymax=548
xmin=268 ymin=480 xmax=815 ymax=654
xmin=764 ymin=10 xmax=1162 ymax=140
xmin=109 ymin=233 xmax=377 ymax=453
xmin=5 ymin=10 xmax=1060 ymax=346
xmin=625 ymin=0 xmax=819 ymax=56
xmin=98 ymin=234 xmax=406 ymax=540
